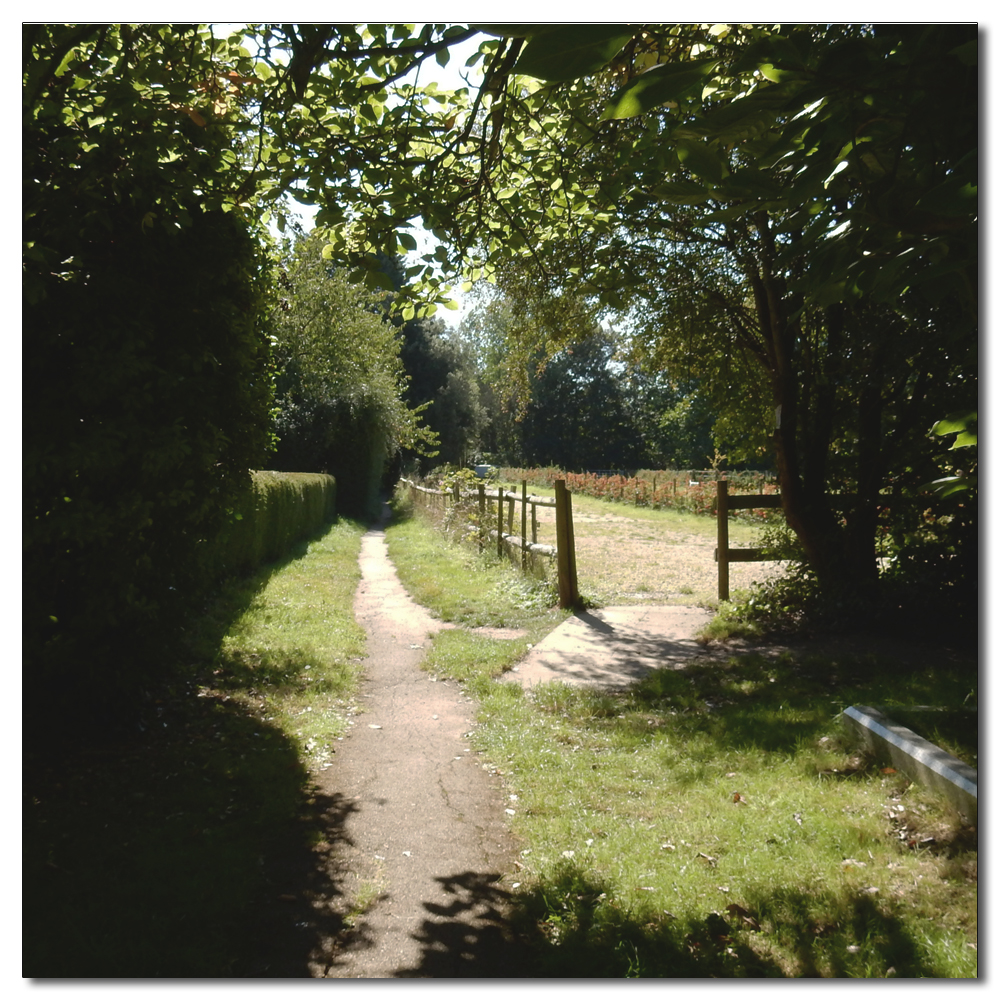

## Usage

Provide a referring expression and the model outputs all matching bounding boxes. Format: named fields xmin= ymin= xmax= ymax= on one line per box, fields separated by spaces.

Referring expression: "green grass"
xmin=387 ymin=504 xmax=979 ymax=979
xmin=23 ymin=519 xmax=369 ymax=977
xmin=386 ymin=513 xmax=552 ymax=628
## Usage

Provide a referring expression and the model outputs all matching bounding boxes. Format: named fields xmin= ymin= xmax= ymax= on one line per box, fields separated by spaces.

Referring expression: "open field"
xmin=498 ymin=484 xmax=788 ymax=607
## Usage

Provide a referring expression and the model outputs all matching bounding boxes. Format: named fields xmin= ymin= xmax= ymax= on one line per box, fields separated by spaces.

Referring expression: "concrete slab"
xmin=502 ymin=605 xmax=720 ymax=690
xmin=843 ymin=705 xmax=978 ymax=825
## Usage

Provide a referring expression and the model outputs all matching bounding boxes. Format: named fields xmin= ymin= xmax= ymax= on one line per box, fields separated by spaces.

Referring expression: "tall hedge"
xmin=205 ymin=472 xmax=337 ymax=580
xmin=23 ymin=208 xmax=275 ymax=734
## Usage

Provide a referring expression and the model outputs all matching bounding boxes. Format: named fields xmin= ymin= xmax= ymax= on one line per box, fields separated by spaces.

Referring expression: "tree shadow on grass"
xmin=740 ymin=885 xmax=951 ymax=978
xmin=489 ymin=862 xmax=783 ymax=978
xmin=411 ymin=861 xmax=956 ymax=978
xmin=23 ymin=519 xmax=371 ymax=978
xmin=621 ymin=649 xmax=977 ymax=764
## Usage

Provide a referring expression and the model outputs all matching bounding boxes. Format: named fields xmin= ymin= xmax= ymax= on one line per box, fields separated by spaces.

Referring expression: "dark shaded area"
xmin=24 ymin=529 xmax=353 ymax=978
xmin=240 ymin=792 xmax=364 ymax=977
xmin=23 ymin=207 xmax=274 ymax=743
xmin=305 ymin=872 xmax=540 ymax=979
xmin=392 ymin=872 xmax=541 ymax=978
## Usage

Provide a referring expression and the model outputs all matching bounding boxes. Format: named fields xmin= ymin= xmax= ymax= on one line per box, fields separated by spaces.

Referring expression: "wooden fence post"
xmin=521 ymin=480 xmax=528 ymax=570
xmin=478 ymin=483 xmax=486 ymax=551
xmin=497 ymin=488 xmax=504 ymax=558
xmin=717 ymin=479 xmax=730 ymax=602
xmin=554 ymin=479 xmax=580 ymax=609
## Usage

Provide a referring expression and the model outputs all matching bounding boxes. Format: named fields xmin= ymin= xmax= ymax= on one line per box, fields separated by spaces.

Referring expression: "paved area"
xmin=504 ymin=604 xmax=721 ymax=689
xmin=307 ymin=519 xmax=535 ymax=978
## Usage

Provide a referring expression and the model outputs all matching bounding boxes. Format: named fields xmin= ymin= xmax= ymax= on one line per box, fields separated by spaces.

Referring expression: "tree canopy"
xmin=268 ymin=232 xmax=436 ymax=516
xmin=24 ymin=22 xmax=979 ymax=720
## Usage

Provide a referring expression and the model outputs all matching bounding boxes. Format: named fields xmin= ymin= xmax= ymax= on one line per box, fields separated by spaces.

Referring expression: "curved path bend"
xmin=307 ymin=514 xmax=533 ymax=978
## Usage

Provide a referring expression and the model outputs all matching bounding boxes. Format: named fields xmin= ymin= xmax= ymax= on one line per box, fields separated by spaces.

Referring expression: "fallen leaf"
xmin=725 ymin=903 xmax=761 ymax=931
xmin=732 ymin=792 xmax=749 ymax=805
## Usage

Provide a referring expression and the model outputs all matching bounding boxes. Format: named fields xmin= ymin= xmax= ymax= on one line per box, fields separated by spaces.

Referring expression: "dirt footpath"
xmin=296 ymin=510 xmax=769 ymax=977
xmin=305 ymin=516 xmax=535 ymax=978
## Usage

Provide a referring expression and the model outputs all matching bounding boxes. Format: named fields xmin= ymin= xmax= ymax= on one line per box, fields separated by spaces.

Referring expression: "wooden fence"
xmin=403 ymin=478 xmax=580 ymax=608
xmin=714 ymin=480 xmax=785 ymax=602
xmin=714 ymin=480 xmax=866 ymax=600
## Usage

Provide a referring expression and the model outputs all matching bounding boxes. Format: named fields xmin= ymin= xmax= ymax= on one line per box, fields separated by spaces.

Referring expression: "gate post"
xmin=717 ymin=479 xmax=730 ymax=602
xmin=554 ymin=479 xmax=580 ymax=609
xmin=521 ymin=480 xmax=528 ymax=570
xmin=497 ymin=488 xmax=504 ymax=558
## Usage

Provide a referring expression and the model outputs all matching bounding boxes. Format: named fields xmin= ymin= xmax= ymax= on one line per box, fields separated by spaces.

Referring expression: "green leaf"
xmin=397 ymin=232 xmax=418 ymax=252
xmin=921 ymin=475 xmax=974 ymax=498
xmin=950 ymin=430 xmax=977 ymax=449
xmin=368 ymin=269 xmax=395 ymax=291
xmin=715 ymin=170 xmax=785 ymax=201
xmin=916 ymin=175 xmax=978 ymax=217
xmin=931 ymin=411 xmax=977 ymax=447
xmin=514 ymin=26 xmax=634 ymax=82
xmin=948 ymin=39 xmax=978 ymax=66
xmin=472 ymin=25 xmax=548 ymax=39
xmin=603 ymin=57 xmax=720 ymax=119
xmin=758 ymin=63 xmax=800 ymax=83
xmin=676 ymin=138 xmax=727 ymax=184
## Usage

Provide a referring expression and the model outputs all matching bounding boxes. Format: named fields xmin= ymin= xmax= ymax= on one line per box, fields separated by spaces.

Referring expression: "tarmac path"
xmin=305 ymin=513 xmax=535 ymax=978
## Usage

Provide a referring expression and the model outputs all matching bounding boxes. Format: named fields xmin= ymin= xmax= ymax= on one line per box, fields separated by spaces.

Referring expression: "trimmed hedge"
xmin=205 ymin=471 xmax=337 ymax=580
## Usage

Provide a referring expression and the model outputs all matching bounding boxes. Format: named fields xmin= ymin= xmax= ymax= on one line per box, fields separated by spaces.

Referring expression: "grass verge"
xmin=387 ymin=505 xmax=978 ymax=979
xmin=23 ymin=518 xmax=368 ymax=977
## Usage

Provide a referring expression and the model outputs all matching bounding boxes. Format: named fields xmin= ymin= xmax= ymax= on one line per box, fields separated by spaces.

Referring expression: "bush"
xmin=499 ymin=466 xmax=780 ymax=522
xmin=23 ymin=209 xmax=275 ymax=738
xmin=203 ymin=472 xmax=337 ymax=580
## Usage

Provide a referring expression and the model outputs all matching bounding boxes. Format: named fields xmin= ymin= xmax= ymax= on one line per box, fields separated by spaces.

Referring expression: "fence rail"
xmin=713 ymin=481 xmax=867 ymax=600
xmin=403 ymin=478 xmax=580 ymax=608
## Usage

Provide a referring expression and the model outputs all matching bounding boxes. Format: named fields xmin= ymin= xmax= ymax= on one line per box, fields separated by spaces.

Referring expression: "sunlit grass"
xmin=199 ymin=519 xmax=368 ymax=767
xmin=386 ymin=508 xmax=979 ymax=979
xmin=385 ymin=499 xmax=567 ymax=632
